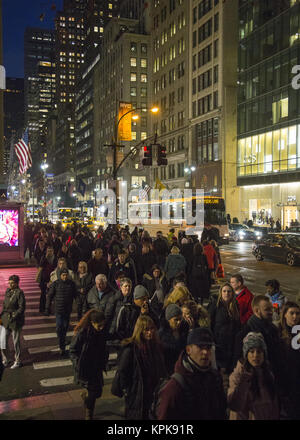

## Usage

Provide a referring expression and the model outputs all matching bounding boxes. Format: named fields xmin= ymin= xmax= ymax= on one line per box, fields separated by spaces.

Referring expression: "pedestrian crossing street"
xmin=0 ymin=267 xmax=117 ymax=398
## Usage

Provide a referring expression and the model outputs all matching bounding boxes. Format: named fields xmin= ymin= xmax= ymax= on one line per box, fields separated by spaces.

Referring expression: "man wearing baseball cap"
xmin=157 ymin=327 xmax=227 ymax=420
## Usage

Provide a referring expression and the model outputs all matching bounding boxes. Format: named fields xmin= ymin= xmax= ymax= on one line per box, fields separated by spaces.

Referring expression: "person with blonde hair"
xmin=69 ymin=309 xmax=108 ymax=420
xmin=208 ymin=283 xmax=241 ymax=374
xmin=115 ymin=315 xmax=167 ymax=419
xmin=164 ymin=246 xmax=186 ymax=284
xmin=163 ymin=285 xmax=192 ymax=309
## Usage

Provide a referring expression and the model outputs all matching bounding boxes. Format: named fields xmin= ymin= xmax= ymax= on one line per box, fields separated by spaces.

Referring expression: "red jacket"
xmin=203 ymin=244 xmax=217 ymax=270
xmin=236 ymin=286 xmax=253 ymax=325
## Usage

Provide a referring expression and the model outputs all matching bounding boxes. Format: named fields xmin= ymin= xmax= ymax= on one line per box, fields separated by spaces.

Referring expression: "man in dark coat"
xmin=201 ymin=223 xmax=220 ymax=243
xmin=109 ymin=249 xmax=137 ymax=288
xmin=84 ymin=274 xmax=115 ymax=333
xmin=157 ymin=327 xmax=227 ymax=420
xmin=152 ymin=231 xmax=169 ymax=268
xmin=116 ymin=285 xmax=159 ymax=340
xmin=87 ymin=248 xmax=109 ymax=279
xmin=78 ymin=228 xmax=94 ymax=262
xmin=233 ymin=295 xmax=284 ymax=387
xmin=39 ymin=246 xmax=57 ymax=313
xmin=0 ymin=275 xmax=26 ymax=369
xmin=45 ymin=268 xmax=77 ymax=355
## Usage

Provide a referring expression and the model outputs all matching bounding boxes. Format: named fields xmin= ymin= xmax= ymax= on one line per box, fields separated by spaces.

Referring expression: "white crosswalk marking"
xmin=23 ymin=331 xmax=74 ymax=341
xmin=40 ymin=377 xmax=74 ymax=387
xmin=33 ymin=359 xmax=72 ymax=370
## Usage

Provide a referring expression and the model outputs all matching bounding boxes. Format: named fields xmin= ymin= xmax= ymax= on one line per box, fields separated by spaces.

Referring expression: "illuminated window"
xmin=130 ymin=57 xmax=137 ymax=67
xmin=131 ymin=73 xmax=137 ymax=82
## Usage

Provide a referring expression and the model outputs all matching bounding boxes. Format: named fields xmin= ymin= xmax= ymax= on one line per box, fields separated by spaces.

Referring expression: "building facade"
xmin=237 ymin=0 xmax=300 ymax=227
xmin=150 ymin=0 xmax=190 ymax=190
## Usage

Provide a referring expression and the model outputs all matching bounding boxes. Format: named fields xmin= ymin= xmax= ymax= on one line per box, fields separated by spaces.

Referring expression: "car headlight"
xmin=255 ymin=231 xmax=261 ymax=236
xmin=239 ymin=231 xmax=245 ymax=236
xmin=224 ymin=233 xmax=229 ymax=237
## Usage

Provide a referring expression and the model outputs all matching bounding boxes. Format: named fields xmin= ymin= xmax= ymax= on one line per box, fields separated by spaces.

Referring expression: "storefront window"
xmin=288 ymin=126 xmax=297 ymax=169
xmin=238 ymin=139 xmax=245 ymax=176
xmin=280 ymin=128 xmax=288 ymax=171
xmin=273 ymin=130 xmax=280 ymax=172
xmin=258 ymin=134 xmax=265 ymax=174
xmin=265 ymin=132 xmax=272 ymax=173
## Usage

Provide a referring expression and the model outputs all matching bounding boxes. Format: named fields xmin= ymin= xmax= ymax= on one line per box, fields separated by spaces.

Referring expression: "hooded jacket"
xmin=157 ymin=351 xmax=227 ymax=420
xmin=45 ymin=273 xmax=77 ymax=316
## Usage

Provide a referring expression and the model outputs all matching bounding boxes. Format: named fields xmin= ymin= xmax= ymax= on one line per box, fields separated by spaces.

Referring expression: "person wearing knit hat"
xmin=242 ymin=332 xmax=268 ymax=362
xmin=159 ymin=302 xmax=189 ymax=375
xmin=227 ymin=331 xmax=280 ymax=420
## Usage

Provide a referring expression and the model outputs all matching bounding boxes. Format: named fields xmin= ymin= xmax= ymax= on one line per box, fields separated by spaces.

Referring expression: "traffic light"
xmin=157 ymin=144 xmax=168 ymax=166
xmin=141 ymin=145 xmax=152 ymax=166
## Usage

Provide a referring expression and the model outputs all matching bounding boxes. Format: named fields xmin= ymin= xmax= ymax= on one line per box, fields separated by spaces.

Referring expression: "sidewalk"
xmin=0 ymin=383 xmax=125 ymax=420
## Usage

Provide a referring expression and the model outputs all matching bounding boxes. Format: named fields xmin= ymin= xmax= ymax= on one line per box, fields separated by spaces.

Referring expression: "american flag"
xmin=139 ymin=181 xmax=151 ymax=200
xmin=14 ymin=129 xmax=32 ymax=175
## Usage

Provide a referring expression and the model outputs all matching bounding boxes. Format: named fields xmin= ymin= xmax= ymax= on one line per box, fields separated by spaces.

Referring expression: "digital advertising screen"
xmin=0 ymin=209 xmax=19 ymax=247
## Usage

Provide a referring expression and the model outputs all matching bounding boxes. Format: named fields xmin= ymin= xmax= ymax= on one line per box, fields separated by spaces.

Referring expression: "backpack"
xmin=148 ymin=372 xmax=191 ymax=420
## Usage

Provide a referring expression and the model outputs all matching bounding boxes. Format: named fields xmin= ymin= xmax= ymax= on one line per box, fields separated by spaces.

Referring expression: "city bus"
xmin=127 ymin=195 xmax=229 ymax=243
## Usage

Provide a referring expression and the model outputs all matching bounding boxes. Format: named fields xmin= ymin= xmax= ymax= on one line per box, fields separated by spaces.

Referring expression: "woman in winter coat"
xmin=277 ymin=301 xmax=300 ymax=419
xmin=117 ymin=315 xmax=167 ymax=419
xmin=158 ymin=304 xmax=189 ymax=375
xmin=187 ymin=243 xmax=210 ymax=304
xmin=228 ymin=332 xmax=280 ymax=420
xmin=74 ymin=261 xmax=94 ymax=321
xmin=181 ymin=300 xmax=210 ymax=329
xmin=164 ymin=246 xmax=186 ymax=284
xmin=140 ymin=244 xmax=157 ymax=277
xmin=69 ymin=309 xmax=109 ymax=420
xmin=142 ymin=264 xmax=169 ymax=316
xmin=207 ymin=283 xmax=241 ymax=374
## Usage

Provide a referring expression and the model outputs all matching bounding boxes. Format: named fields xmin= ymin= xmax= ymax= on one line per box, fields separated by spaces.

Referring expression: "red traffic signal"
xmin=157 ymin=144 xmax=167 ymax=166
xmin=142 ymin=145 xmax=152 ymax=166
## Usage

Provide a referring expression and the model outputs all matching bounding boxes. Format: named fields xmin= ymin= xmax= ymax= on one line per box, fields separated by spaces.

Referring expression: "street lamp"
xmin=184 ymin=165 xmax=196 ymax=188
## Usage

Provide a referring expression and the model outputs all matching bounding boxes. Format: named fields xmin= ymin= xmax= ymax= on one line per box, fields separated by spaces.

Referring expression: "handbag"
xmin=35 ymin=267 xmax=43 ymax=284
xmin=111 ymin=369 xmax=124 ymax=398
xmin=0 ymin=325 xmax=6 ymax=350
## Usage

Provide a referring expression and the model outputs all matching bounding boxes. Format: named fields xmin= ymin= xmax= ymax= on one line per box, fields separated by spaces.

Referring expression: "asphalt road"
xmin=0 ymin=242 xmax=299 ymax=404
xmin=220 ymin=241 xmax=300 ymax=301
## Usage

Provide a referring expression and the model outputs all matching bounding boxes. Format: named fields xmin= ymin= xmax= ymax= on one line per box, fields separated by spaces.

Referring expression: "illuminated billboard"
xmin=0 ymin=210 xmax=19 ymax=247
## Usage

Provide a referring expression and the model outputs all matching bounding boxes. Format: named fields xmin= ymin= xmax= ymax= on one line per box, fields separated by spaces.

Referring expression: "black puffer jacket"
xmin=207 ymin=296 xmax=241 ymax=372
xmin=46 ymin=278 xmax=77 ymax=315
xmin=69 ymin=326 xmax=109 ymax=392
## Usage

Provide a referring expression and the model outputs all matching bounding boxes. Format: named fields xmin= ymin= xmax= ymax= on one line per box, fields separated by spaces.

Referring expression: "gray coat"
xmin=0 ymin=288 xmax=26 ymax=330
xmin=164 ymin=253 xmax=186 ymax=281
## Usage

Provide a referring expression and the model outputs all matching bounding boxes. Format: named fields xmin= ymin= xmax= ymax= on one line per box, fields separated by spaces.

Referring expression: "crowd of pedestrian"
xmin=0 ymin=219 xmax=299 ymax=421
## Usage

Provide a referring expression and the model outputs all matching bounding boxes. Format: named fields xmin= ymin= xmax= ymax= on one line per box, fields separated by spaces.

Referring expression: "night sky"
xmin=2 ymin=0 xmax=63 ymax=78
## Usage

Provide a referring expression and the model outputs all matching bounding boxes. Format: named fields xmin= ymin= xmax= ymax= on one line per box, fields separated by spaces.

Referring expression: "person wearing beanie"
xmin=158 ymin=302 xmax=189 ymax=375
xmin=157 ymin=327 xmax=227 ymax=420
xmin=228 ymin=331 xmax=280 ymax=420
xmin=45 ymin=267 xmax=78 ymax=356
xmin=115 ymin=285 xmax=159 ymax=340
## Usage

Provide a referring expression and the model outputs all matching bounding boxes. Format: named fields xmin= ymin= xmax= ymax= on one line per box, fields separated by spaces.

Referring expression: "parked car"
xmin=287 ymin=226 xmax=300 ymax=233
xmin=252 ymin=233 xmax=300 ymax=266
xmin=229 ymin=223 xmax=259 ymax=242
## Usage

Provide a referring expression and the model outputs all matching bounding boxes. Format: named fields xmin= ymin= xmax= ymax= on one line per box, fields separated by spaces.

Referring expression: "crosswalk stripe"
xmin=23 ymin=331 xmax=73 ymax=341
xmin=33 ymin=359 xmax=72 ymax=370
xmin=24 ymin=323 xmax=59 ymax=330
xmin=25 ymin=313 xmax=77 ymax=321
xmin=40 ymin=377 xmax=74 ymax=387
xmin=28 ymin=345 xmax=70 ymax=354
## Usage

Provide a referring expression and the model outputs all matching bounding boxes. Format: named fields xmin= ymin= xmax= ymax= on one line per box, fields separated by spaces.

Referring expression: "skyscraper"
xmin=237 ymin=0 xmax=300 ymax=227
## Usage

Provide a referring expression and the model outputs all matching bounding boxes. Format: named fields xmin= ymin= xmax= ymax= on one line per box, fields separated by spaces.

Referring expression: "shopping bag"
xmin=0 ymin=325 xmax=6 ymax=350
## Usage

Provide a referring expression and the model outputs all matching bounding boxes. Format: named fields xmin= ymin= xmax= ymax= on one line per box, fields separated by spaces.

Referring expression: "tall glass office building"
xmin=237 ymin=0 xmax=300 ymax=227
